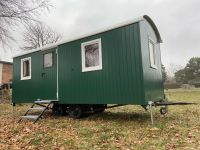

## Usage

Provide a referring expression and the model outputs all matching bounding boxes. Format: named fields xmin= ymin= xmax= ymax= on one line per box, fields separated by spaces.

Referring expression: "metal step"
xmin=29 ymin=107 xmax=46 ymax=111
xmin=34 ymin=100 xmax=55 ymax=104
xmin=21 ymin=115 xmax=39 ymax=120
xmin=18 ymin=100 xmax=55 ymax=123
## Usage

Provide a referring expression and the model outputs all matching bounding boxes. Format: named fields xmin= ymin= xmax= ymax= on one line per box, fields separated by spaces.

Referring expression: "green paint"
xmin=12 ymin=48 xmax=57 ymax=103
xmin=13 ymin=18 xmax=164 ymax=105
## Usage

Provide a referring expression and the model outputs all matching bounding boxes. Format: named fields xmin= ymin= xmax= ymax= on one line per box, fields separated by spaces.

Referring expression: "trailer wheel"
xmin=160 ymin=107 xmax=168 ymax=115
xmin=52 ymin=104 xmax=67 ymax=116
xmin=68 ymin=105 xmax=82 ymax=119
xmin=52 ymin=104 xmax=59 ymax=116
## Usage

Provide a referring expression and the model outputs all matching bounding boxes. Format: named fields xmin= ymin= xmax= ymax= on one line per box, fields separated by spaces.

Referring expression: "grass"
xmin=0 ymin=88 xmax=200 ymax=150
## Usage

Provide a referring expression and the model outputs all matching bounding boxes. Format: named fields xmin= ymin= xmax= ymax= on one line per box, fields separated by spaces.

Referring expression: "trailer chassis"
xmin=145 ymin=100 xmax=196 ymax=125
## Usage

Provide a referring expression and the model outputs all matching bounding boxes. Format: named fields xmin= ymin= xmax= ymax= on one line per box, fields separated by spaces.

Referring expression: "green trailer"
xmin=13 ymin=15 xmax=166 ymax=120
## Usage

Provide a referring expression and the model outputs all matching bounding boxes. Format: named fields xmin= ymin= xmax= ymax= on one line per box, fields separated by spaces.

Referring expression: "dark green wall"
xmin=12 ymin=48 xmax=57 ymax=103
xmin=58 ymin=23 xmax=145 ymax=104
xmin=139 ymin=20 xmax=164 ymax=102
xmin=12 ymin=20 xmax=164 ymax=105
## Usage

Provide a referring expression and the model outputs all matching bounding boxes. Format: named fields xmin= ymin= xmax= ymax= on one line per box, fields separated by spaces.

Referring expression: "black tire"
xmin=59 ymin=105 xmax=67 ymax=116
xmin=160 ymin=107 xmax=168 ymax=115
xmin=68 ymin=105 xmax=83 ymax=119
xmin=52 ymin=104 xmax=67 ymax=116
xmin=52 ymin=104 xmax=59 ymax=116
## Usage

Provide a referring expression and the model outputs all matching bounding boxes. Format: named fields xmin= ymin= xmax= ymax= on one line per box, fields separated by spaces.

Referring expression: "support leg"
xmin=12 ymin=104 xmax=16 ymax=128
xmin=148 ymin=101 xmax=154 ymax=125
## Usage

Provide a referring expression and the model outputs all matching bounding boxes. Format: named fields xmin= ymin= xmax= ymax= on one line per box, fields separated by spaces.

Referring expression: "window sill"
xmin=21 ymin=77 xmax=31 ymax=80
xmin=82 ymin=66 xmax=102 ymax=72
xmin=150 ymin=65 xmax=157 ymax=70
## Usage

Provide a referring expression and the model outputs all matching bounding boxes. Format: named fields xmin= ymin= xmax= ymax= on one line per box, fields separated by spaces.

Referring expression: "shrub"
xmin=164 ymin=82 xmax=182 ymax=89
xmin=0 ymin=89 xmax=12 ymax=103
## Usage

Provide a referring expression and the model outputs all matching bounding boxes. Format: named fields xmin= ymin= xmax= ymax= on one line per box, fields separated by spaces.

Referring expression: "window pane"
xmin=23 ymin=60 xmax=30 ymax=77
xmin=85 ymin=43 xmax=99 ymax=67
xmin=149 ymin=41 xmax=156 ymax=66
xmin=44 ymin=53 xmax=53 ymax=68
xmin=21 ymin=57 xmax=31 ymax=80
xmin=81 ymin=38 xmax=102 ymax=72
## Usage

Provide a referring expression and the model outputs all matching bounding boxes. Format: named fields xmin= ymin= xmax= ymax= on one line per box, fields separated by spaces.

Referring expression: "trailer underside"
xmin=16 ymin=98 xmax=196 ymax=124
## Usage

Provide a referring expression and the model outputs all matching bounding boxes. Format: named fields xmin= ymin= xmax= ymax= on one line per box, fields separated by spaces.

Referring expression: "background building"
xmin=0 ymin=61 xmax=13 ymax=86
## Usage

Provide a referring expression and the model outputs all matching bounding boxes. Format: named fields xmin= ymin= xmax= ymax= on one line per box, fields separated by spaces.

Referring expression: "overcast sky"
xmin=1 ymin=0 xmax=200 ymax=70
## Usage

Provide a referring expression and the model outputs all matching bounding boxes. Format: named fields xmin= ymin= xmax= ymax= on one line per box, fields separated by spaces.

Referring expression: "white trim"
xmin=56 ymin=47 xmax=59 ymax=100
xmin=13 ymin=16 xmax=145 ymax=58
xmin=0 ymin=64 xmax=3 ymax=84
xmin=148 ymin=38 xmax=157 ymax=69
xmin=21 ymin=57 xmax=31 ymax=80
xmin=81 ymin=38 xmax=102 ymax=72
xmin=14 ymin=44 xmax=57 ymax=58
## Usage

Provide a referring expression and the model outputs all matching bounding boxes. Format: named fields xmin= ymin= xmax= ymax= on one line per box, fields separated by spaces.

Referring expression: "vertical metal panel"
xmin=40 ymin=49 xmax=57 ymax=100
xmin=12 ymin=48 xmax=57 ymax=103
xmin=139 ymin=20 xmax=164 ymax=103
xmin=58 ymin=23 xmax=145 ymax=104
xmin=13 ymin=21 xmax=164 ymax=105
xmin=13 ymin=52 xmax=41 ymax=103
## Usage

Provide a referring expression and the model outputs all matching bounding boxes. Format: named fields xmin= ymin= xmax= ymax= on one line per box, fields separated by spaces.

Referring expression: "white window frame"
xmin=81 ymin=38 xmax=102 ymax=72
xmin=148 ymin=38 xmax=157 ymax=69
xmin=21 ymin=57 xmax=31 ymax=80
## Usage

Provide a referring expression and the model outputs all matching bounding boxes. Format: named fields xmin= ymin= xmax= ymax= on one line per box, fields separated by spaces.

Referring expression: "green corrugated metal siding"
xmin=40 ymin=49 xmax=57 ymax=100
xmin=12 ymin=48 xmax=57 ymax=103
xmin=58 ymin=23 xmax=145 ymax=104
xmin=139 ymin=20 xmax=164 ymax=102
xmin=12 ymin=19 xmax=164 ymax=105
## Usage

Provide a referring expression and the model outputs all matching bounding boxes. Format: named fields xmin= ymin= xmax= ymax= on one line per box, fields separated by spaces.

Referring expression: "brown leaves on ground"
xmin=0 ymin=88 xmax=200 ymax=149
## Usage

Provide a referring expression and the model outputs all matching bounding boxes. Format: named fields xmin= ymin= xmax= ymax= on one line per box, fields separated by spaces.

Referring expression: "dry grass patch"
xmin=0 ymin=88 xmax=200 ymax=149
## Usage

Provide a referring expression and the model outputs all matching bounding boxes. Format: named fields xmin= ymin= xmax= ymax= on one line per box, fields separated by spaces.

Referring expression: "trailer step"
xmin=34 ymin=100 xmax=57 ymax=104
xmin=29 ymin=107 xmax=46 ymax=111
xmin=18 ymin=99 xmax=56 ymax=123
xmin=21 ymin=115 xmax=38 ymax=120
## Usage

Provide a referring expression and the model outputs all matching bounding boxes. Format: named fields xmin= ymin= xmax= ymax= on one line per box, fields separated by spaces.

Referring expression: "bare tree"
xmin=167 ymin=63 xmax=183 ymax=77
xmin=22 ymin=22 xmax=62 ymax=50
xmin=0 ymin=0 xmax=51 ymax=45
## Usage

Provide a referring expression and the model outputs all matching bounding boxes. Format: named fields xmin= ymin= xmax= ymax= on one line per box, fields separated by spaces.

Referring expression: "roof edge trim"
xmin=143 ymin=15 xmax=162 ymax=43
xmin=0 ymin=61 xmax=13 ymax=64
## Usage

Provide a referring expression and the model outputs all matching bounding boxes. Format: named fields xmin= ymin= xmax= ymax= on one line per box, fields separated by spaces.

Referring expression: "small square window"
xmin=21 ymin=57 xmax=31 ymax=80
xmin=149 ymin=39 xmax=157 ymax=69
xmin=81 ymin=39 xmax=102 ymax=72
xmin=44 ymin=53 xmax=53 ymax=68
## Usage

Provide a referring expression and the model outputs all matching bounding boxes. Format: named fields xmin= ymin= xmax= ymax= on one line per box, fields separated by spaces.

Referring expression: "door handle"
xmin=41 ymin=73 xmax=46 ymax=77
